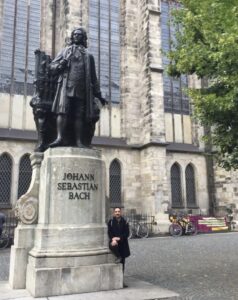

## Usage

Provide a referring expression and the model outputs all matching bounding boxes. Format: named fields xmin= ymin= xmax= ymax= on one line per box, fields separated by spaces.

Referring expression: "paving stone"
xmin=126 ymin=232 xmax=238 ymax=300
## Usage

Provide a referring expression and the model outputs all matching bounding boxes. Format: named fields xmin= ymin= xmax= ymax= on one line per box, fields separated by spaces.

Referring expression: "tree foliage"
xmin=167 ymin=0 xmax=238 ymax=170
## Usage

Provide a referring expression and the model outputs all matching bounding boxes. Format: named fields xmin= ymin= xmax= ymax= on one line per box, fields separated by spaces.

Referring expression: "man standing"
xmin=49 ymin=27 xmax=107 ymax=148
xmin=108 ymin=207 xmax=130 ymax=286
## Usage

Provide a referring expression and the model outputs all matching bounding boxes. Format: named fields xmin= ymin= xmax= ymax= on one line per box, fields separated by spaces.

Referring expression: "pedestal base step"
xmin=0 ymin=277 xmax=179 ymax=300
xmin=26 ymin=263 xmax=123 ymax=297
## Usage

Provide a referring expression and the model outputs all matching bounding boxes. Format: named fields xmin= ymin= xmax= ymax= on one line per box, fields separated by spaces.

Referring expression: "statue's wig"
xmin=70 ymin=27 xmax=87 ymax=47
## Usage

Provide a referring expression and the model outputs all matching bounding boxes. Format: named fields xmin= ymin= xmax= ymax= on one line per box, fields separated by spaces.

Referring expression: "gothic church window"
xmin=109 ymin=159 xmax=121 ymax=207
xmin=171 ymin=163 xmax=183 ymax=208
xmin=185 ymin=164 xmax=197 ymax=208
xmin=88 ymin=0 xmax=120 ymax=103
xmin=0 ymin=0 xmax=41 ymax=96
xmin=17 ymin=154 xmax=32 ymax=198
xmin=161 ymin=0 xmax=189 ymax=114
xmin=0 ymin=153 xmax=13 ymax=208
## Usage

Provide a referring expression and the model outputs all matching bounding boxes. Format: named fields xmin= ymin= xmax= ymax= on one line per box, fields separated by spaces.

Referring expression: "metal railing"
xmin=124 ymin=213 xmax=156 ymax=239
xmin=0 ymin=211 xmax=18 ymax=248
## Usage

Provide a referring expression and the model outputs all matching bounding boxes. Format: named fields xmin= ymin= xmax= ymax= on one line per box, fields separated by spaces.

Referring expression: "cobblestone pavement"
xmin=126 ymin=232 xmax=238 ymax=300
xmin=1 ymin=232 xmax=238 ymax=299
xmin=0 ymin=249 xmax=10 ymax=281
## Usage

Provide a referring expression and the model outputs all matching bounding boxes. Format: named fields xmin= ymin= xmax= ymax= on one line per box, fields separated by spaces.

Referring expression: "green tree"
xmin=167 ymin=0 xmax=238 ymax=170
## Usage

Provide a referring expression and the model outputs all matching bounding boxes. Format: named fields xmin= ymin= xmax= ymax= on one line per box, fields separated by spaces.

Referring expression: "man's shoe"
xmin=123 ymin=283 xmax=128 ymax=288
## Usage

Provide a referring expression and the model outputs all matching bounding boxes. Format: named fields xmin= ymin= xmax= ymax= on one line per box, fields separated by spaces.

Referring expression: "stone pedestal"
xmin=11 ymin=148 xmax=123 ymax=297
xmin=10 ymin=153 xmax=43 ymax=289
xmin=9 ymin=225 xmax=36 ymax=289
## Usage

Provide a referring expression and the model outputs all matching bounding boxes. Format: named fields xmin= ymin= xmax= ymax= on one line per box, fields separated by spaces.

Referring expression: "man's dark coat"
xmin=108 ymin=217 xmax=130 ymax=258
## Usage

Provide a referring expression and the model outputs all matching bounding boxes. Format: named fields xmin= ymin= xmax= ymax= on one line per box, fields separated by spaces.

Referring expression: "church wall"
xmin=120 ymin=0 xmax=141 ymax=144
xmin=166 ymin=152 xmax=209 ymax=214
xmin=0 ymin=137 xmax=213 ymax=233
xmin=0 ymin=140 xmax=34 ymax=208
xmin=140 ymin=146 xmax=169 ymax=215
xmin=183 ymin=115 xmax=192 ymax=144
xmin=0 ymin=93 xmax=10 ymax=128
xmin=146 ymin=7 xmax=166 ymax=144
xmin=95 ymin=105 xmax=121 ymax=138
xmin=0 ymin=93 xmax=35 ymax=130
xmin=102 ymin=146 xmax=211 ymax=232
xmin=213 ymin=165 xmax=238 ymax=218
xmin=173 ymin=114 xmax=183 ymax=143
xmin=102 ymin=147 xmax=141 ymax=211
xmin=11 ymin=95 xmax=24 ymax=130
xmin=110 ymin=105 xmax=121 ymax=138
xmin=40 ymin=0 xmax=54 ymax=55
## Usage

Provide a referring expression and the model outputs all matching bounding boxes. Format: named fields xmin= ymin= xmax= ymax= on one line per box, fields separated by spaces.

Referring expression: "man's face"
xmin=73 ymin=30 xmax=84 ymax=45
xmin=114 ymin=208 xmax=121 ymax=219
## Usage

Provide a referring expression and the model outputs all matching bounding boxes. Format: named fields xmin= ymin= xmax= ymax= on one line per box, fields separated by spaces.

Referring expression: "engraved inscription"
xmin=57 ymin=173 xmax=98 ymax=200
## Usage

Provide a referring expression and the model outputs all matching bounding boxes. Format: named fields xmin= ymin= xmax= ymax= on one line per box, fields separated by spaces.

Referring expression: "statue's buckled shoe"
xmin=49 ymin=139 xmax=67 ymax=148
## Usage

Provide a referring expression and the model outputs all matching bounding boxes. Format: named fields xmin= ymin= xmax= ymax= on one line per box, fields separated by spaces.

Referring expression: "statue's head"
xmin=70 ymin=27 xmax=87 ymax=47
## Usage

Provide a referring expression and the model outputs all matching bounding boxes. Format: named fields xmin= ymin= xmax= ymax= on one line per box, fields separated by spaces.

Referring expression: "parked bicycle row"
xmin=125 ymin=210 xmax=236 ymax=239
xmin=168 ymin=210 xmax=237 ymax=237
xmin=1 ymin=209 xmax=236 ymax=248
xmin=123 ymin=213 xmax=157 ymax=239
xmin=168 ymin=211 xmax=197 ymax=236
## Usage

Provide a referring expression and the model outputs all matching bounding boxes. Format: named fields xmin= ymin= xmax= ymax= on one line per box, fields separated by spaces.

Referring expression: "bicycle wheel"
xmin=0 ymin=234 xmax=9 ymax=249
xmin=187 ymin=222 xmax=197 ymax=236
xmin=169 ymin=223 xmax=183 ymax=237
xmin=137 ymin=223 xmax=149 ymax=238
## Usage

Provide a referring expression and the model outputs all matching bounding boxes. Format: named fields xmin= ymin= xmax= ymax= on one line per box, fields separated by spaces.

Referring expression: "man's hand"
xmin=111 ymin=237 xmax=120 ymax=246
xmin=111 ymin=240 xmax=118 ymax=246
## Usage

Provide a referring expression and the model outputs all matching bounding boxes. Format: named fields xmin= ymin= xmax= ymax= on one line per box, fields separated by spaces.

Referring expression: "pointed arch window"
xmin=161 ymin=0 xmax=190 ymax=115
xmin=109 ymin=159 xmax=121 ymax=207
xmin=0 ymin=153 xmax=13 ymax=207
xmin=18 ymin=154 xmax=32 ymax=198
xmin=185 ymin=164 xmax=197 ymax=208
xmin=88 ymin=0 xmax=120 ymax=103
xmin=171 ymin=163 xmax=183 ymax=208
xmin=0 ymin=0 xmax=41 ymax=95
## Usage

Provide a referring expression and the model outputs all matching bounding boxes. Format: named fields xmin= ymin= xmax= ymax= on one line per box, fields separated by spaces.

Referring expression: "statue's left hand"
xmin=99 ymin=97 xmax=108 ymax=106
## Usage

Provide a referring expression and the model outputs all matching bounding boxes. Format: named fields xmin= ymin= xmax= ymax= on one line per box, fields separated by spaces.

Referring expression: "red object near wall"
xmin=188 ymin=215 xmax=228 ymax=233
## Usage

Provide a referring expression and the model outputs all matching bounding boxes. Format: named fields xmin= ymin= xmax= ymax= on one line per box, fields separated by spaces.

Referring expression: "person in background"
xmin=107 ymin=207 xmax=130 ymax=287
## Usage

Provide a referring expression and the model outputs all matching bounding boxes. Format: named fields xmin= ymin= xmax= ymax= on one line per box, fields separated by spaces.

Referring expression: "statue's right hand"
xmin=61 ymin=59 xmax=68 ymax=67
xmin=62 ymin=58 xmax=68 ymax=65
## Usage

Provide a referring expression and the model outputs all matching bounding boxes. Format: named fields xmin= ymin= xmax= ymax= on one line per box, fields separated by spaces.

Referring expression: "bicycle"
xmin=225 ymin=210 xmax=236 ymax=231
xmin=0 ymin=232 xmax=10 ymax=249
xmin=128 ymin=220 xmax=149 ymax=239
xmin=169 ymin=212 xmax=197 ymax=237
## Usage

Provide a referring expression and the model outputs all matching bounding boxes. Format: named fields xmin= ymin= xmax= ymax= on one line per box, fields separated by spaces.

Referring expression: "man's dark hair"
xmin=70 ymin=27 xmax=87 ymax=47
xmin=113 ymin=207 xmax=121 ymax=211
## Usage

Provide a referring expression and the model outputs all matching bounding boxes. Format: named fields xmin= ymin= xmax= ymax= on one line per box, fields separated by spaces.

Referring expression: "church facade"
xmin=0 ymin=0 xmax=237 ymax=231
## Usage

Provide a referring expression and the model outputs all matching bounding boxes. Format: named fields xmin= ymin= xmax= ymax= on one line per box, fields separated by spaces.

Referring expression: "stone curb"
xmin=0 ymin=277 xmax=179 ymax=300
